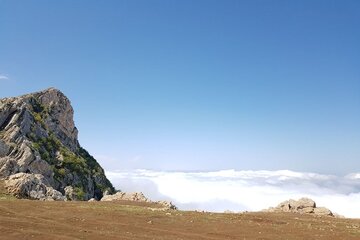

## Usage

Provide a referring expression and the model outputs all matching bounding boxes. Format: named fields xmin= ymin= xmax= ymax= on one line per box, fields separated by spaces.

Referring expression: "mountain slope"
xmin=0 ymin=88 xmax=114 ymax=200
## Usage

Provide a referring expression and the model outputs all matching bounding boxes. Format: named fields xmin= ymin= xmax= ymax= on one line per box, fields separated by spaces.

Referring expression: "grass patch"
xmin=0 ymin=180 xmax=16 ymax=201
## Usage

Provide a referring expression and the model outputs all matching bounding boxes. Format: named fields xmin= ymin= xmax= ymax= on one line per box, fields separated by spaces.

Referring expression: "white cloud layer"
xmin=0 ymin=75 xmax=9 ymax=80
xmin=106 ymin=169 xmax=360 ymax=218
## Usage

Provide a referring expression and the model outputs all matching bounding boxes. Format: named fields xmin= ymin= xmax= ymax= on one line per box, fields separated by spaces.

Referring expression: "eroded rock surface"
xmin=5 ymin=173 xmax=65 ymax=201
xmin=101 ymin=191 xmax=177 ymax=210
xmin=0 ymin=88 xmax=114 ymax=200
xmin=264 ymin=197 xmax=334 ymax=217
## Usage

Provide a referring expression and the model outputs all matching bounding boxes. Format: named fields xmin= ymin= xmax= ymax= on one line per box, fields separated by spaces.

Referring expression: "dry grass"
xmin=0 ymin=180 xmax=16 ymax=201
xmin=0 ymin=195 xmax=359 ymax=240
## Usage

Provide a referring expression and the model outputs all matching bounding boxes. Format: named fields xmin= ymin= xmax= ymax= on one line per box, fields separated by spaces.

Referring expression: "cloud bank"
xmin=106 ymin=169 xmax=360 ymax=218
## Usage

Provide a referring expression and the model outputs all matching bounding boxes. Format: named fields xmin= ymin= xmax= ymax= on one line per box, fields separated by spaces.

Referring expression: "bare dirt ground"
xmin=0 ymin=183 xmax=359 ymax=240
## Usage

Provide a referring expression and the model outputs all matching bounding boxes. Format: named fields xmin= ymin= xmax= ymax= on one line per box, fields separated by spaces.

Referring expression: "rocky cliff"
xmin=0 ymin=88 xmax=114 ymax=200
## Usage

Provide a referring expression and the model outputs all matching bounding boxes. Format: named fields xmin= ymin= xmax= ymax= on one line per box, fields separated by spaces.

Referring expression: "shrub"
xmin=30 ymin=97 xmax=44 ymax=113
xmin=57 ymin=168 xmax=66 ymax=176
xmin=73 ymin=187 xmax=85 ymax=200
xmin=33 ymin=112 xmax=42 ymax=123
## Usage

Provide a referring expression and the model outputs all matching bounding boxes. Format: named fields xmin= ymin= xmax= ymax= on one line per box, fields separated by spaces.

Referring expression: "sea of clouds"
xmin=106 ymin=169 xmax=360 ymax=218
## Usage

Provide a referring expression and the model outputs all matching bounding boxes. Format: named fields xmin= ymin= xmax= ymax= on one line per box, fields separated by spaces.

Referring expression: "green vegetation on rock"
xmin=1 ymin=88 xmax=115 ymax=201
xmin=28 ymin=126 xmax=114 ymax=199
xmin=73 ymin=186 xmax=85 ymax=200
xmin=30 ymin=97 xmax=49 ymax=129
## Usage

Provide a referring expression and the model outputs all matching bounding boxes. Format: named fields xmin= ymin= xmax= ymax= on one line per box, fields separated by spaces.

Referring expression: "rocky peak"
xmin=34 ymin=88 xmax=79 ymax=151
xmin=0 ymin=88 xmax=114 ymax=201
xmin=0 ymin=88 xmax=79 ymax=150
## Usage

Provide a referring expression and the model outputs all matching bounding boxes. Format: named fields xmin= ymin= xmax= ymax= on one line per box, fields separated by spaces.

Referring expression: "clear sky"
xmin=0 ymin=0 xmax=359 ymax=174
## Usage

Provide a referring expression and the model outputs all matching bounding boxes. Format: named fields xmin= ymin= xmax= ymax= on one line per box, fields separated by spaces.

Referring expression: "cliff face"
xmin=0 ymin=88 xmax=114 ymax=200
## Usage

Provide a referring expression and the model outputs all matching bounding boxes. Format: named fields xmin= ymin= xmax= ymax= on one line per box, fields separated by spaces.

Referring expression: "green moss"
xmin=53 ymin=167 xmax=66 ymax=180
xmin=30 ymin=97 xmax=49 ymax=129
xmin=95 ymin=183 xmax=112 ymax=193
xmin=61 ymin=148 xmax=90 ymax=177
xmin=73 ymin=187 xmax=85 ymax=200
xmin=40 ymin=150 xmax=51 ymax=162
xmin=58 ymin=168 xmax=66 ymax=176
xmin=28 ymin=132 xmax=36 ymax=141
xmin=30 ymin=133 xmax=61 ymax=164
xmin=78 ymin=147 xmax=103 ymax=175
xmin=28 ymin=125 xmax=114 ymax=198
xmin=79 ymin=147 xmax=115 ymax=194
xmin=33 ymin=112 xmax=42 ymax=122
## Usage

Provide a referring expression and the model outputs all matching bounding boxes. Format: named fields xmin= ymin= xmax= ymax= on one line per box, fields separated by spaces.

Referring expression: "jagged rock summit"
xmin=0 ymin=88 xmax=114 ymax=200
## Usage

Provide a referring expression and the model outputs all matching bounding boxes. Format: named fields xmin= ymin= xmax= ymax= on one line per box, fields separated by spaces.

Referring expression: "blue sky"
xmin=0 ymin=0 xmax=359 ymax=174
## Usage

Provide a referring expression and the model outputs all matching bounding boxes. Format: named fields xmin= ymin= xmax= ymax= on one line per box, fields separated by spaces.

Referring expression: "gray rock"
xmin=0 ymin=88 xmax=115 ymax=200
xmin=299 ymin=207 xmax=314 ymax=214
xmin=36 ymin=87 xmax=79 ymax=151
xmin=292 ymin=198 xmax=316 ymax=209
xmin=275 ymin=198 xmax=316 ymax=213
xmin=5 ymin=173 xmax=65 ymax=201
xmin=313 ymin=207 xmax=333 ymax=216
xmin=64 ymin=186 xmax=76 ymax=201
xmin=264 ymin=198 xmax=335 ymax=217
xmin=0 ymin=140 xmax=9 ymax=157
xmin=156 ymin=200 xmax=178 ymax=210
xmin=101 ymin=191 xmax=150 ymax=202
xmin=100 ymin=191 xmax=178 ymax=210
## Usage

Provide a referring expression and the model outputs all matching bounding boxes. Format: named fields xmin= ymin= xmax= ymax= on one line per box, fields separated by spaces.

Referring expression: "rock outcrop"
xmin=5 ymin=173 xmax=65 ymax=201
xmin=101 ymin=191 xmax=177 ymax=210
xmin=101 ymin=191 xmax=150 ymax=202
xmin=0 ymin=88 xmax=114 ymax=200
xmin=264 ymin=198 xmax=334 ymax=217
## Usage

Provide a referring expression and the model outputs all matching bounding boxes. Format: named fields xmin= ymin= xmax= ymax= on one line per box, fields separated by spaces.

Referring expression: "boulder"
xmin=64 ymin=185 xmax=85 ymax=201
xmin=5 ymin=173 xmax=65 ymax=201
xmin=100 ymin=191 xmax=178 ymax=210
xmin=64 ymin=186 xmax=76 ymax=201
xmin=264 ymin=198 xmax=334 ymax=217
xmin=101 ymin=191 xmax=150 ymax=202
xmin=156 ymin=200 xmax=178 ymax=210
xmin=313 ymin=207 xmax=333 ymax=216
xmin=292 ymin=198 xmax=316 ymax=209
xmin=275 ymin=198 xmax=316 ymax=212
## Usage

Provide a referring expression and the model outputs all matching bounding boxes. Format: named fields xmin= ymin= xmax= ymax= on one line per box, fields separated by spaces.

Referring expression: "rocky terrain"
xmin=0 ymin=88 xmax=114 ymax=201
xmin=264 ymin=197 xmax=339 ymax=217
xmin=0 ymin=191 xmax=359 ymax=240
xmin=1 ymin=88 xmax=359 ymax=239
xmin=100 ymin=191 xmax=177 ymax=210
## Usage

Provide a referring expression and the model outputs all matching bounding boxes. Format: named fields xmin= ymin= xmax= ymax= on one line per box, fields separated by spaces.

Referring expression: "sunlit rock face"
xmin=0 ymin=88 xmax=114 ymax=201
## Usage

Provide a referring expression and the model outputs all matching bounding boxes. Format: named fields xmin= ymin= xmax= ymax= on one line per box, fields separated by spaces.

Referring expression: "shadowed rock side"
xmin=0 ymin=88 xmax=114 ymax=200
